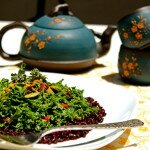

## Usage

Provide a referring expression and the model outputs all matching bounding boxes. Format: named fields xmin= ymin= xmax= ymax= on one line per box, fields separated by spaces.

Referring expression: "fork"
xmin=0 ymin=119 xmax=144 ymax=145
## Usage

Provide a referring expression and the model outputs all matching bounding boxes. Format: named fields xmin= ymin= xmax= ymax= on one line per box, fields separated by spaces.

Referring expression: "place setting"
xmin=0 ymin=0 xmax=150 ymax=150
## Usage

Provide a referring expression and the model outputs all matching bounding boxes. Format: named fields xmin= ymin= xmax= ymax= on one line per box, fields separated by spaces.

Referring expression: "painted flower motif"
xmin=24 ymin=31 xmax=64 ymax=51
xmin=121 ymin=15 xmax=149 ymax=46
xmin=24 ymin=32 xmax=49 ymax=50
xmin=55 ymin=34 xmax=63 ymax=39
xmin=49 ymin=17 xmax=73 ymax=25
xmin=54 ymin=18 xmax=62 ymax=23
xmin=123 ymin=32 xmax=129 ymax=39
xmin=24 ymin=39 xmax=31 ymax=46
xmin=29 ymin=34 xmax=36 ymax=41
xmin=131 ymin=25 xmax=138 ymax=33
xmin=137 ymin=22 xmax=144 ymax=29
xmin=128 ymin=62 xmax=135 ymax=70
xmin=132 ymin=40 xmax=139 ymax=45
xmin=123 ymin=70 xmax=130 ymax=77
xmin=122 ymin=62 xmax=127 ymax=69
xmin=38 ymin=41 xmax=46 ymax=49
xmin=47 ymin=36 xmax=52 ymax=40
xmin=120 ymin=55 xmax=141 ymax=77
xmin=135 ymin=32 xmax=143 ymax=40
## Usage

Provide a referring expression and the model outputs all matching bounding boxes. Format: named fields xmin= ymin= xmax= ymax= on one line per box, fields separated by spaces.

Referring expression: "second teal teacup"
xmin=118 ymin=45 xmax=150 ymax=85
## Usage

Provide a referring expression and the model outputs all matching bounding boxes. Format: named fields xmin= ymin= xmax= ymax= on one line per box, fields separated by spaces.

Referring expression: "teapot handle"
xmin=0 ymin=21 xmax=29 ymax=60
xmin=92 ymin=26 xmax=117 ymax=57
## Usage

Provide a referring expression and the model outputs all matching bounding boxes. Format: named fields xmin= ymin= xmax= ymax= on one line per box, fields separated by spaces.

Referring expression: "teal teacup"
xmin=117 ymin=6 xmax=150 ymax=49
xmin=118 ymin=45 xmax=150 ymax=85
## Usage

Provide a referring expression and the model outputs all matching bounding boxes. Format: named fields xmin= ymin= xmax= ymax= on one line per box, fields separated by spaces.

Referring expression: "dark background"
xmin=0 ymin=0 xmax=150 ymax=25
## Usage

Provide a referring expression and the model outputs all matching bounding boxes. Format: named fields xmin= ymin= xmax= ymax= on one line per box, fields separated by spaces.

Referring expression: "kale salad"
xmin=0 ymin=64 xmax=106 ymax=144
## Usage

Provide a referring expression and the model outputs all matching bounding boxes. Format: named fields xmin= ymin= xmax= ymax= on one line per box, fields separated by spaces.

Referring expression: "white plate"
xmin=0 ymin=71 xmax=138 ymax=150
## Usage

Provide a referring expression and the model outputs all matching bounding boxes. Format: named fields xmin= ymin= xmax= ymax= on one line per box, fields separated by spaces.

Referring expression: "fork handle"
xmin=42 ymin=119 xmax=144 ymax=137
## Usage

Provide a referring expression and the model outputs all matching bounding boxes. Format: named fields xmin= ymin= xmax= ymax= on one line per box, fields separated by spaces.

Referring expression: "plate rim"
xmin=0 ymin=71 xmax=138 ymax=150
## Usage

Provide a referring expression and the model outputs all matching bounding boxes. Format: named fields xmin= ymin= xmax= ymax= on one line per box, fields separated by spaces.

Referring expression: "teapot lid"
xmin=34 ymin=15 xmax=84 ymax=29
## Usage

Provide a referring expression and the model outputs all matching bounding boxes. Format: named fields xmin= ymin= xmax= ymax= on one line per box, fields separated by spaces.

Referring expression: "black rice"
xmin=0 ymin=97 xmax=106 ymax=144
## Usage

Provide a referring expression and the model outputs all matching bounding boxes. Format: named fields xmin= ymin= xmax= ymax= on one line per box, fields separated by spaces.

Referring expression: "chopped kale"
xmin=0 ymin=64 xmax=99 ymax=132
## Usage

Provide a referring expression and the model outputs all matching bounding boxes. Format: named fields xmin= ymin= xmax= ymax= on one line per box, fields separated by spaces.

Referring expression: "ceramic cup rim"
xmin=118 ymin=5 xmax=150 ymax=25
xmin=120 ymin=44 xmax=150 ymax=53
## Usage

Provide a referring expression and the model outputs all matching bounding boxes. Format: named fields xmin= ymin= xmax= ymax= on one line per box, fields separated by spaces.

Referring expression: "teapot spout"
xmin=95 ymin=26 xmax=117 ymax=57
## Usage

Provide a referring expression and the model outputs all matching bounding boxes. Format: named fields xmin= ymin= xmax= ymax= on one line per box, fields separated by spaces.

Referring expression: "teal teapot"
xmin=0 ymin=1 xmax=116 ymax=71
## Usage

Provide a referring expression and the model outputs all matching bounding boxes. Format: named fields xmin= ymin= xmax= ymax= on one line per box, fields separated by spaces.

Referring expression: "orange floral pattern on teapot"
xmin=24 ymin=31 xmax=63 ymax=51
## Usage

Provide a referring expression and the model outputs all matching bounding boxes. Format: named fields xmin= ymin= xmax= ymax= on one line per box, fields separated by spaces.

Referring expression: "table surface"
xmin=0 ymin=21 xmax=150 ymax=150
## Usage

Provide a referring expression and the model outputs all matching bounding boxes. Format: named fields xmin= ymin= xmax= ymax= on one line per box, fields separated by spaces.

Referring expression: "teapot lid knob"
xmin=34 ymin=0 xmax=84 ymax=30
xmin=49 ymin=0 xmax=73 ymax=17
